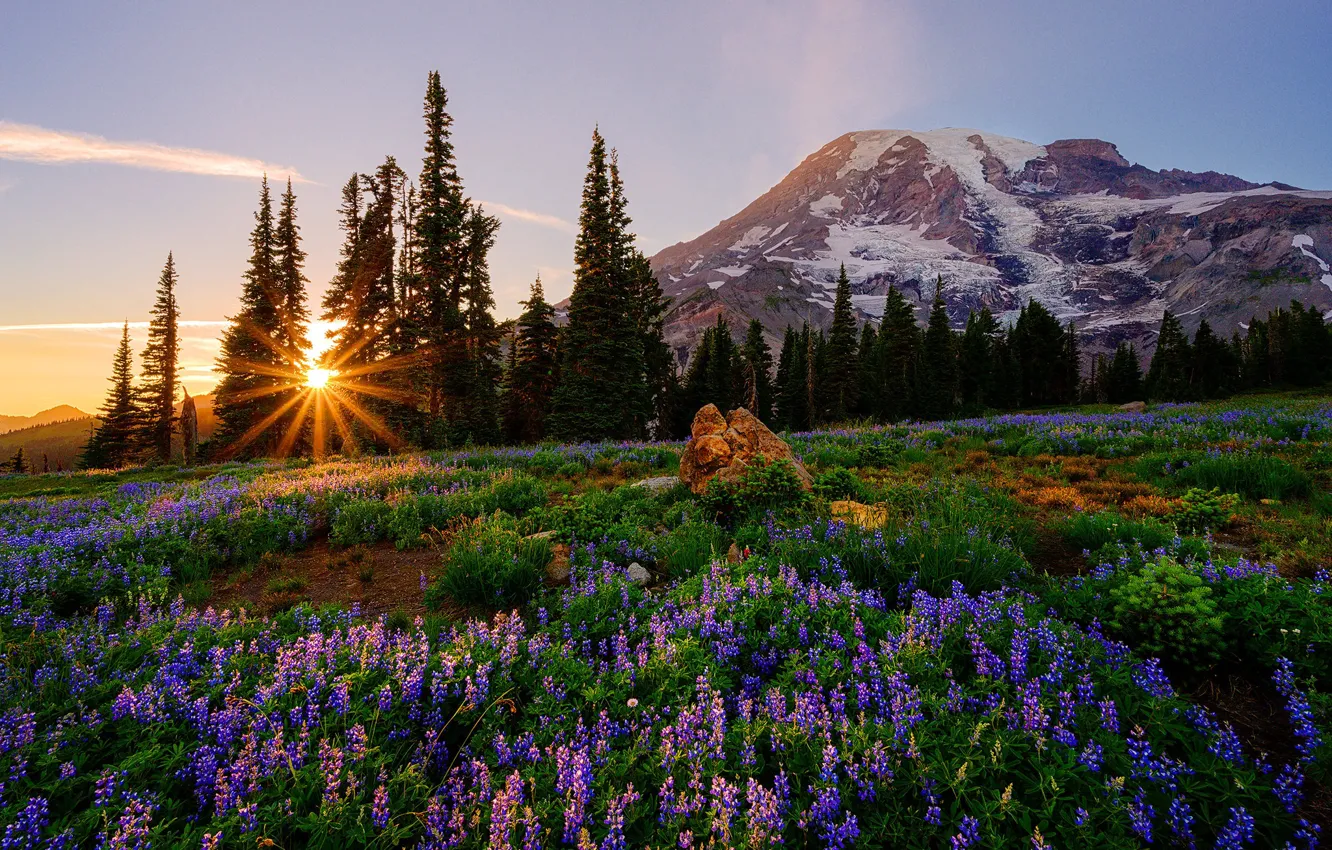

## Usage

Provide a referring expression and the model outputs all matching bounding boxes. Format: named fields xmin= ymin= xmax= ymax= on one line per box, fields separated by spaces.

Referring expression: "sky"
xmin=2 ymin=0 xmax=1330 ymax=415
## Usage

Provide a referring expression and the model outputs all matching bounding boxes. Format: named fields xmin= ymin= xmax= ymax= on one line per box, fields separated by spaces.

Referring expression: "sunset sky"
xmin=3 ymin=0 xmax=1330 ymax=415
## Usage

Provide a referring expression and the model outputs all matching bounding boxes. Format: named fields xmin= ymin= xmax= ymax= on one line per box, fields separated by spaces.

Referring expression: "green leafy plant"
xmin=698 ymin=455 xmax=810 ymax=524
xmin=1172 ymin=487 xmax=1238 ymax=532
xmin=428 ymin=520 xmax=552 ymax=608
xmin=1108 ymin=557 xmax=1224 ymax=666
xmin=813 ymin=467 xmax=866 ymax=502
xmin=330 ymin=499 xmax=393 ymax=547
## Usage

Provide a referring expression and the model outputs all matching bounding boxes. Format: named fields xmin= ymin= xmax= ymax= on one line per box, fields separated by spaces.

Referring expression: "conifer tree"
xmin=1105 ymin=342 xmax=1143 ymax=403
xmin=822 ymin=264 xmax=859 ymax=421
xmin=627 ymin=250 xmax=673 ymax=437
xmin=275 ymin=179 xmax=310 ymax=356
xmin=503 ymin=276 xmax=559 ymax=443
xmin=1059 ymin=322 xmax=1081 ymax=403
xmin=8 ymin=448 xmax=26 ymax=475
xmin=775 ymin=326 xmax=806 ymax=431
xmin=1190 ymin=318 xmax=1231 ymax=398
xmin=214 ymin=177 xmax=290 ymax=458
xmin=137 ymin=253 xmax=180 ymax=463
xmin=740 ymin=319 xmax=775 ymax=424
xmin=1146 ymin=311 xmax=1193 ymax=401
xmin=548 ymin=129 xmax=650 ymax=442
xmin=415 ymin=71 xmax=470 ymax=440
xmin=914 ymin=279 xmax=957 ymax=420
xmin=454 ymin=206 xmax=503 ymax=445
xmin=856 ymin=323 xmax=878 ymax=417
xmin=1010 ymin=299 xmax=1067 ymax=406
xmin=958 ymin=307 xmax=1000 ymax=410
xmin=81 ymin=322 xmax=141 ymax=469
xmin=873 ymin=286 xmax=919 ymax=421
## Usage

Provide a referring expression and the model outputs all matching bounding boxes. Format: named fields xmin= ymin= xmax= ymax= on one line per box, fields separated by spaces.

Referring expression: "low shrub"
xmin=330 ymin=498 xmax=392 ymax=547
xmin=1059 ymin=511 xmax=1175 ymax=555
xmin=698 ymin=455 xmax=810 ymax=525
xmin=812 ymin=467 xmax=866 ymax=502
xmin=1171 ymin=487 xmax=1238 ymax=532
xmin=1108 ymin=556 xmax=1224 ymax=667
xmin=428 ymin=520 xmax=551 ymax=608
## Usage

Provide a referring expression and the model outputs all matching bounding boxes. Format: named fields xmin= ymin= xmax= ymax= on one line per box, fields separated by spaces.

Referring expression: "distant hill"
xmin=0 ymin=405 xmax=89 ymax=434
xmin=0 ymin=394 xmax=216 ymax=473
xmin=0 ymin=417 xmax=97 ymax=471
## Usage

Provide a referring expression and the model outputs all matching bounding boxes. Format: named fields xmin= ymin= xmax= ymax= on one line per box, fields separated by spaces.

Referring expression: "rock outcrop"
xmin=678 ymin=404 xmax=813 ymax=494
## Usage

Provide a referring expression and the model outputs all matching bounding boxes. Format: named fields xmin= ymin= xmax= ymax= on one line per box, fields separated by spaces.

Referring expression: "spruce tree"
xmin=1105 ymin=342 xmax=1143 ymax=403
xmin=455 ymin=206 xmax=503 ymax=445
xmin=137 ymin=253 xmax=180 ymax=463
xmin=275 ymin=179 xmax=310 ymax=356
xmin=503 ymin=276 xmax=559 ymax=443
xmin=958 ymin=307 xmax=1000 ymax=410
xmin=740 ymin=319 xmax=775 ymax=424
xmin=81 ymin=322 xmax=140 ymax=469
xmin=213 ymin=176 xmax=291 ymax=458
xmin=774 ymin=326 xmax=805 ymax=431
xmin=1009 ymin=299 xmax=1067 ymax=406
xmin=914 ymin=279 xmax=957 ymax=420
xmin=415 ymin=71 xmax=470 ymax=440
xmin=1059 ymin=322 xmax=1081 ymax=403
xmin=548 ymin=129 xmax=650 ymax=442
xmin=1146 ymin=311 xmax=1193 ymax=401
xmin=626 ymin=250 xmax=673 ymax=437
xmin=1190 ymin=318 xmax=1231 ymax=398
xmin=8 ymin=448 xmax=26 ymax=475
xmin=856 ymin=322 xmax=878 ymax=418
xmin=873 ymin=286 xmax=919 ymax=421
xmin=822 ymin=264 xmax=859 ymax=421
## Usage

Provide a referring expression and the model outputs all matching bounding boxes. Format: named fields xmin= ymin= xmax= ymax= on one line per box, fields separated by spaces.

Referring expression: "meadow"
xmin=0 ymin=395 xmax=1328 ymax=848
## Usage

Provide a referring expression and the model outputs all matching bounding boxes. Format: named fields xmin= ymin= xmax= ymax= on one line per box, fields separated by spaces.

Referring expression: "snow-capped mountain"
xmin=650 ymin=129 xmax=1332 ymax=364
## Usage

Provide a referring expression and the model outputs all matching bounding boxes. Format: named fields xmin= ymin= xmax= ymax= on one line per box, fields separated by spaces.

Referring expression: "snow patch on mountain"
xmin=729 ymin=226 xmax=771 ymax=253
xmin=1294 ymin=234 xmax=1332 ymax=293
xmin=809 ymin=194 xmax=844 ymax=218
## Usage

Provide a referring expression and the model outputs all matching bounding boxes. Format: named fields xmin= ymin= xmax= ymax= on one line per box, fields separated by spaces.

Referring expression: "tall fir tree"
xmin=914 ymin=279 xmax=957 ymax=420
xmin=1009 ymin=299 xmax=1066 ymax=406
xmin=1104 ymin=342 xmax=1144 ymax=403
xmin=81 ymin=322 xmax=141 ymax=469
xmin=503 ymin=276 xmax=560 ymax=443
xmin=275 ymin=179 xmax=311 ymax=356
xmin=1190 ymin=318 xmax=1232 ymax=398
xmin=455 ymin=205 xmax=503 ymax=445
xmin=548 ymin=129 xmax=650 ymax=442
xmin=822 ymin=264 xmax=859 ymax=421
xmin=1146 ymin=310 xmax=1193 ymax=401
xmin=137 ymin=253 xmax=180 ymax=463
xmin=958 ymin=307 xmax=1000 ymax=410
xmin=855 ymin=322 xmax=878 ymax=418
xmin=873 ymin=286 xmax=919 ymax=421
xmin=774 ymin=325 xmax=807 ymax=431
xmin=415 ymin=71 xmax=471 ymax=442
xmin=626 ymin=250 xmax=673 ymax=437
xmin=1059 ymin=321 xmax=1081 ymax=403
xmin=740 ymin=319 xmax=775 ymax=424
xmin=213 ymin=177 xmax=290 ymax=458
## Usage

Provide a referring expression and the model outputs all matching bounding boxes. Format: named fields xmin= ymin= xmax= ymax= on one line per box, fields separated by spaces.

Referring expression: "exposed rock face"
xmin=1118 ymin=401 xmax=1148 ymax=414
xmin=830 ymin=500 xmax=889 ymax=528
xmin=678 ymin=404 xmax=813 ymax=494
xmin=637 ymin=128 xmax=1331 ymax=369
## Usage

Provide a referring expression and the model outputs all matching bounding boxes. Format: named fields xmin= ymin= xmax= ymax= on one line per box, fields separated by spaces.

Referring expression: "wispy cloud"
xmin=0 ymin=320 xmax=228 ymax=333
xmin=0 ymin=122 xmax=306 ymax=182
xmin=478 ymin=200 xmax=576 ymax=234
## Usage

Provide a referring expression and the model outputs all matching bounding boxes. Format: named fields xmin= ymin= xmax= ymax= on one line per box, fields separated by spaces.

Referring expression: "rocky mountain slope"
xmin=650 ymin=129 xmax=1332 ymax=364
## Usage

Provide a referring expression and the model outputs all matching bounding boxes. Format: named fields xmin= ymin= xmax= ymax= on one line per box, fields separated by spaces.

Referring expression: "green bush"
xmin=1171 ymin=487 xmax=1238 ymax=533
xmin=1173 ymin=454 xmax=1309 ymax=501
xmin=428 ymin=520 xmax=551 ymax=609
xmin=698 ymin=455 xmax=810 ymax=524
xmin=813 ymin=467 xmax=866 ymax=502
xmin=473 ymin=473 xmax=548 ymax=516
xmin=1108 ymin=557 xmax=1224 ymax=667
xmin=330 ymin=499 xmax=392 ymax=547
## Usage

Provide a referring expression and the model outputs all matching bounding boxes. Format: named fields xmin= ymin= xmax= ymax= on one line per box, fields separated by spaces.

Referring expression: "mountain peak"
xmin=651 ymin=127 xmax=1332 ymax=367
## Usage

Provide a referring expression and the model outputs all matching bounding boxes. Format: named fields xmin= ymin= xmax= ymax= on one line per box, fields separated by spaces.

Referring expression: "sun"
xmin=305 ymin=366 xmax=334 ymax=389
